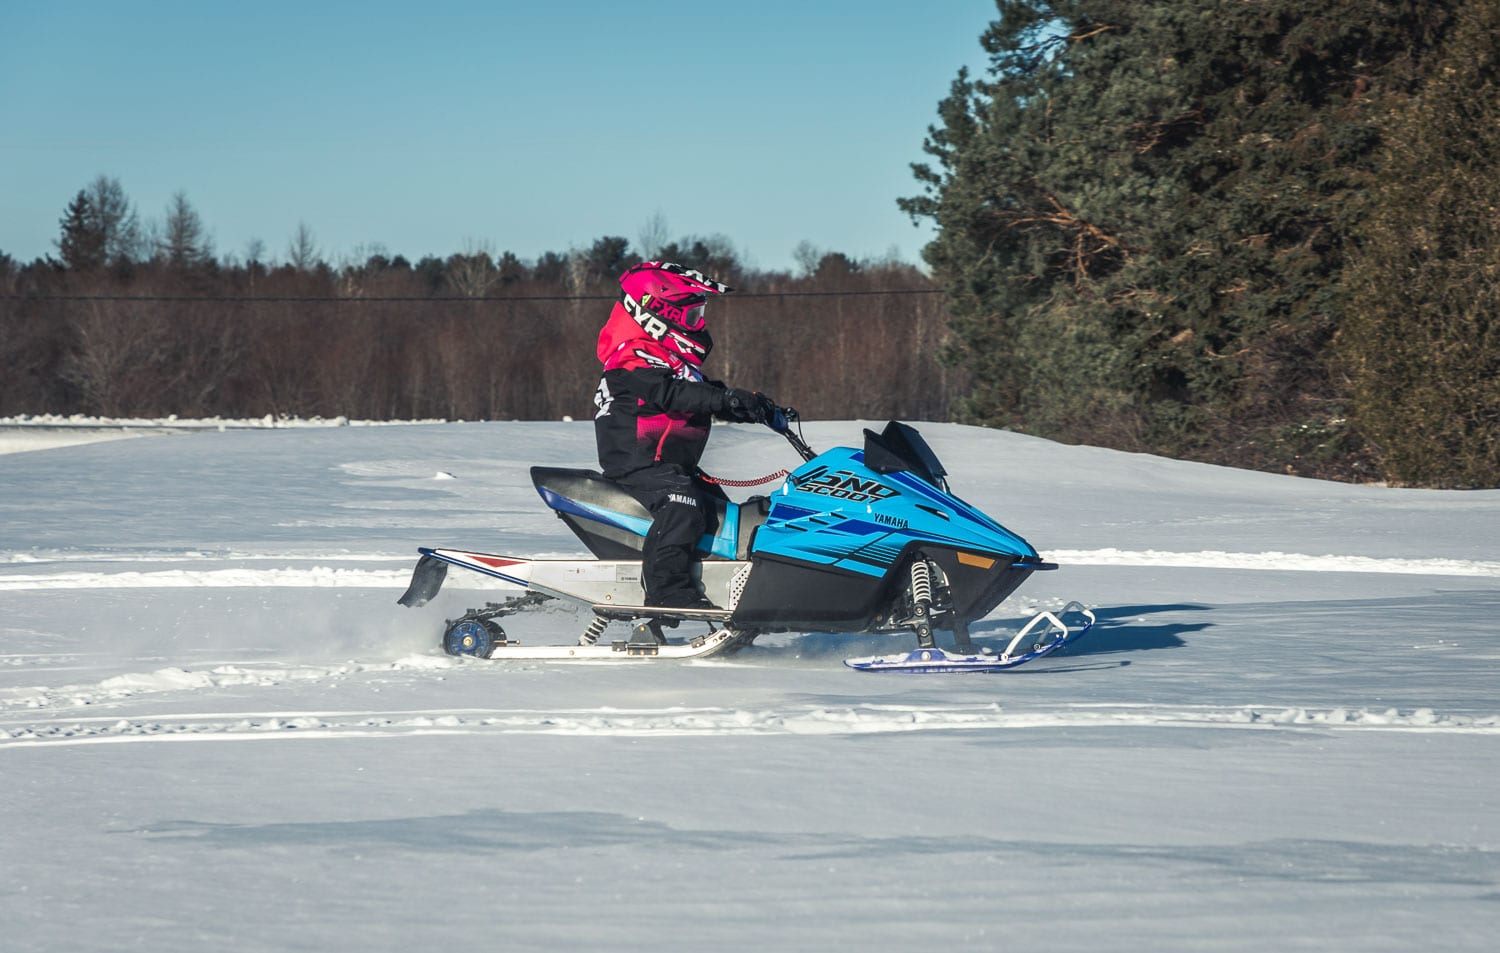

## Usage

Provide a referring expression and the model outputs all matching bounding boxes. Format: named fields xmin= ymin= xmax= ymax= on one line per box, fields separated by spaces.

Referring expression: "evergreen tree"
xmin=1340 ymin=0 xmax=1500 ymax=487
xmin=904 ymin=1 xmax=1455 ymax=474
xmin=413 ymin=255 xmax=447 ymax=292
xmin=532 ymin=251 xmax=570 ymax=286
xmin=56 ymin=190 xmax=106 ymax=270
xmin=55 ymin=175 xmax=143 ymax=270
xmin=653 ymin=234 xmax=741 ymax=279
xmin=580 ymin=236 xmax=632 ymax=287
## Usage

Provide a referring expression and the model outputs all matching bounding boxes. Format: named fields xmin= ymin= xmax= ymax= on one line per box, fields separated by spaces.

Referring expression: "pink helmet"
xmin=615 ymin=262 xmax=733 ymax=367
xmin=618 ymin=261 xmax=732 ymax=334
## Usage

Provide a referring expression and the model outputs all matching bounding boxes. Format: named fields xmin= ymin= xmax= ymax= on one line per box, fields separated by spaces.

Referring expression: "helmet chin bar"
xmin=621 ymin=293 xmax=675 ymax=339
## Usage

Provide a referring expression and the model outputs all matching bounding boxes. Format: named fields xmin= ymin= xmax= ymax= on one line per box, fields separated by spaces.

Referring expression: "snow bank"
xmin=0 ymin=414 xmax=450 ymax=455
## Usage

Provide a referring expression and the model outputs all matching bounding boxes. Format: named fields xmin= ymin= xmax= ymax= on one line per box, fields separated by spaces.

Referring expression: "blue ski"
xmin=845 ymin=604 xmax=1094 ymax=673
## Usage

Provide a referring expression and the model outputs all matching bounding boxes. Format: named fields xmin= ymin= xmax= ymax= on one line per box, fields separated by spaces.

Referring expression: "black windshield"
xmin=862 ymin=421 xmax=947 ymax=488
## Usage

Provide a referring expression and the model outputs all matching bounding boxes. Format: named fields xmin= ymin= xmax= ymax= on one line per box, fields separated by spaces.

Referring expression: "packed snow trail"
xmin=4 ymin=549 xmax=1500 ymax=590
xmin=5 ymin=420 xmax=1500 ymax=953
xmin=6 ymin=700 xmax=1500 ymax=748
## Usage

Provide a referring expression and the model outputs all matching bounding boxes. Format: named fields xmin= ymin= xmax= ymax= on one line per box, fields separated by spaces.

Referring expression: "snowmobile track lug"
xmin=445 ymin=590 xmax=553 ymax=629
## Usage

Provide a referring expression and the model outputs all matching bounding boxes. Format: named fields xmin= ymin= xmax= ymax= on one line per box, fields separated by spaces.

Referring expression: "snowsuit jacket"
xmin=593 ymin=302 xmax=733 ymax=480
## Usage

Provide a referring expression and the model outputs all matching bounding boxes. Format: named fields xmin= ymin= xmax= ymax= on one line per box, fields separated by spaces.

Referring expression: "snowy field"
xmin=2 ymin=418 xmax=1498 ymax=952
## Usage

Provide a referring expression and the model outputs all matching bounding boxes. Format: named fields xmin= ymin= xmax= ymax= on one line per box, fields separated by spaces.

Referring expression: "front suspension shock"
xmin=910 ymin=558 xmax=936 ymax=648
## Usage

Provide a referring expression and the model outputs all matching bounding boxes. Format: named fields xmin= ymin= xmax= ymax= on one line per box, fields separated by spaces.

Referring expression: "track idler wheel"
xmin=442 ymin=618 xmax=506 ymax=658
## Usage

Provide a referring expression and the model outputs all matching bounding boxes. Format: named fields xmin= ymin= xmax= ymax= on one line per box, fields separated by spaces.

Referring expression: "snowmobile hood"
xmin=753 ymin=447 xmax=1044 ymax=578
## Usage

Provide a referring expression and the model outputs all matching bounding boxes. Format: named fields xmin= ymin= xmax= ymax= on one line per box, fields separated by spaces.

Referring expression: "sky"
xmin=0 ymin=1 xmax=999 ymax=273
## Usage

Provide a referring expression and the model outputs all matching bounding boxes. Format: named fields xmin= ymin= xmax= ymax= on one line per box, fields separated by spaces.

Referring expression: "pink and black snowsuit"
xmin=591 ymin=301 xmax=730 ymax=609
xmin=591 ymin=261 xmax=776 ymax=609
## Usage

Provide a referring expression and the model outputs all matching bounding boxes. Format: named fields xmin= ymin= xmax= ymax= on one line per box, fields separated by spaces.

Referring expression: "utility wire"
xmin=0 ymin=288 xmax=943 ymax=303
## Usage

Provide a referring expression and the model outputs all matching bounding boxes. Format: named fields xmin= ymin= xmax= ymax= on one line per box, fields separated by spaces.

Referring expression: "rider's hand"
xmin=724 ymin=388 xmax=778 ymax=424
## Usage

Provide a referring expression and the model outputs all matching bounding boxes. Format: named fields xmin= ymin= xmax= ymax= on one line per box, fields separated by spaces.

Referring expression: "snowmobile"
xmin=397 ymin=413 xmax=1092 ymax=673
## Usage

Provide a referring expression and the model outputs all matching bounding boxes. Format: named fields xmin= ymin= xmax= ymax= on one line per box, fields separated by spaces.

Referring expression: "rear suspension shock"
xmin=577 ymin=614 xmax=610 ymax=646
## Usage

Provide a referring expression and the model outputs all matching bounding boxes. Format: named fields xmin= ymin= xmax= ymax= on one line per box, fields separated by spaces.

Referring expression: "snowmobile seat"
xmin=530 ymin=466 xmax=740 ymax=560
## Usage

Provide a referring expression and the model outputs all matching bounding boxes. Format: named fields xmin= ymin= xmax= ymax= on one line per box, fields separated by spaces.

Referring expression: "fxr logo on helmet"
xmin=620 ymin=293 xmax=706 ymax=357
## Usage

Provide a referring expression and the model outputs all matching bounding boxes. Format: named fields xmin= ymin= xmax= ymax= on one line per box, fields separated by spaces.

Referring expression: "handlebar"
xmin=772 ymin=405 xmax=817 ymax=462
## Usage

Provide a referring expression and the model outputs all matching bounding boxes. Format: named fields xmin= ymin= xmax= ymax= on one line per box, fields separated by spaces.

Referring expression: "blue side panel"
xmin=708 ymin=501 xmax=740 ymax=560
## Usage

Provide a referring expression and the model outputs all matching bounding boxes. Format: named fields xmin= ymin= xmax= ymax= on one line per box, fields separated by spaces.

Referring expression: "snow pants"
xmin=614 ymin=464 xmax=717 ymax=608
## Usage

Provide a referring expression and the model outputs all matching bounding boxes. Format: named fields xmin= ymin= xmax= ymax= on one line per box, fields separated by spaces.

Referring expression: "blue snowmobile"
xmin=397 ymin=413 xmax=1091 ymax=672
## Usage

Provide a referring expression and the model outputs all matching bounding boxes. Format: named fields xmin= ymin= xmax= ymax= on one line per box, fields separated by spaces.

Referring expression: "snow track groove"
xmin=6 ymin=701 xmax=1500 ymax=748
xmin=4 ymin=548 xmax=1499 ymax=591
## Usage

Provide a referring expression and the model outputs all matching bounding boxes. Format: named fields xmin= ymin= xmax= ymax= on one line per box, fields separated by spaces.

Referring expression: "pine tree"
xmin=904 ymin=0 xmax=1456 ymax=474
xmin=1340 ymin=0 xmax=1500 ymax=487
xmin=56 ymin=176 xmax=144 ymax=270
xmin=56 ymin=190 xmax=106 ymax=270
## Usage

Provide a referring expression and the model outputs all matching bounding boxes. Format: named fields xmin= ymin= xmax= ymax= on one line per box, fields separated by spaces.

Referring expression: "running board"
xmin=590 ymin=604 xmax=734 ymax=623
xmin=482 ymin=628 xmax=739 ymax=661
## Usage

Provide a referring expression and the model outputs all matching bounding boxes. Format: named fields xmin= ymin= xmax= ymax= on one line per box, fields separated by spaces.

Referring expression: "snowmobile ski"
xmin=844 ymin=603 xmax=1095 ymax=673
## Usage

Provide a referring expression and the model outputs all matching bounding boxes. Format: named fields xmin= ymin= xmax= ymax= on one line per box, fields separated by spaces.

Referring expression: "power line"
xmin=0 ymin=288 xmax=943 ymax=304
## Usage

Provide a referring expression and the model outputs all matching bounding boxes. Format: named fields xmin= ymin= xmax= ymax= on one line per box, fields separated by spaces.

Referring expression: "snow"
xmin=2 ymin=419 xmax=1498 ymax=952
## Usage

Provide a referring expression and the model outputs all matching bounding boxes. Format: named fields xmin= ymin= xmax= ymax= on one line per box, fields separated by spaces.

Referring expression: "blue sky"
xmin=1 ymin=1 xmax=997 ymax=272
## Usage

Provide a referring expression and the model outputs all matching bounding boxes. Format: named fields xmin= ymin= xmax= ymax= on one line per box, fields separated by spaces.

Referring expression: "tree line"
xmin=8 ymin=1 xmax=1500 ymax=488
xmin=0 ymin=191 xmax=951 ymax=425
xmin=903 ymin=0 xmax=1500 ymax=488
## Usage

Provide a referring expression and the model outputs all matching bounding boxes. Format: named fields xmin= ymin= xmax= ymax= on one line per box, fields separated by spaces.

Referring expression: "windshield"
xmin=862 ymin=421 xmax=947 ymax=488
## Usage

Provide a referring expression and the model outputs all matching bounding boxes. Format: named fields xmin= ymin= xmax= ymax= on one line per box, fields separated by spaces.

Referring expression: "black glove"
xmin=724 ymin=388 xmax=778 ymax=424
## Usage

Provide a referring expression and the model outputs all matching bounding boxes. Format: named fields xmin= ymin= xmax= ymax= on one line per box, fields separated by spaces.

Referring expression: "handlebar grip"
xmin=770 ymin=405 xmax=798 ymax=433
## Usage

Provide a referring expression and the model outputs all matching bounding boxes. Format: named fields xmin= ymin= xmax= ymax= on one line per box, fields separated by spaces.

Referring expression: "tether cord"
xmin=699 ymin=468 xmax=789 ymax=487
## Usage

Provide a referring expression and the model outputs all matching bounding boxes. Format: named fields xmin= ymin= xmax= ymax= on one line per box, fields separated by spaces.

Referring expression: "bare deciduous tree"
xmin=792 ymin=240 xmax=822 ymax=278
xmin=244 ymin=237 xmax=268 ymax=267
xmin=157 ymin=191 xmax=214 ymax=268
xmin=89 ymin=175 xmax=145 ymax=265
xmin=637 ymin=211 xmax=670 ymax=259
xmin=286 ymin=222 xmax=320 ymax=271
xmin=446 ymin=239 xmax=499 ymax=298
